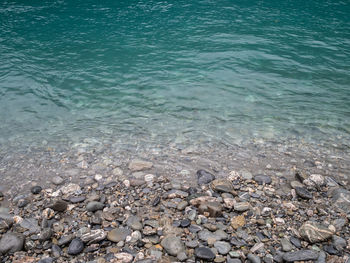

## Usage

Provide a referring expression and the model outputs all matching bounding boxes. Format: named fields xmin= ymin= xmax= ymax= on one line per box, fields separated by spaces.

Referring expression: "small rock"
xmin=81 ymin=229 xmax=106 ymax=244
xmin=31 ymin=186 xmax=42 ymax=194
xmin=126 ymin=216 xmax=142 ymax=231
xmin=211 ymin=179 xmax=234 ymax=193
xmin=290 ymin=236 xmax=301 ymax=248
xmin=114 ymin=252 xmax=133 ymax=263
xmin=253 ymin=174 xmax=272 ymax=185
xmin=282 ymin=250 xmax=319 ymax=262
xmin=198 ymin=201 xmax=222 ymax=217
xmin=231 ymin=215 xmax=245 ymax=229
xmin=299 ymin=221 xmax=334 ymax=243
xmin=0 ymin=232 xmax=24 ymax=254
xmin=51 ymin=244 xmax=61 ymax=257
xmin=194 ymin=247 xmax=216 ymax=261
xmin=49 ymin=200 xmax=68 ymax=212
xmin=332 ymin=188 xmax=350 ymax=212
xmin=214 ymin=241 xmax=231 ymax=255
xmin=107 ymin=228 xmax=131 ymax=242
xmin=128 ymin=160 xmax=153 ymax=171
xmin=86 ymin=201 xmax=104 ymax=212
xmin=197 ymin=170 xmax=215 ymax=185
xmin=247 ymin=253 xmax=261 ymax=263
xmin=38 ymin=258 xmax=54 ymax=263
xmin=160 ymin=235 xmax=185 ymax=256
xmin=68 ymin=238 xmax=84 ymax=255
xmin=332 ymin=235 xmax=347 ymax=251
xmin=69 ymin=196 xmax=86 ymax=203
xmin=280 ymin=237 xmax=293 ymax=252
xmin=234 ymin=202 xmax=250 ymax=212
xmin=52 ymin=176 xmax=64 ymax=185
xmin=295 ymin=187 xmax=312 ymax=199
xmin=60 ymin=183 xmax=81 ymax=195
xmin=177 ymin=201 xmax=188 ymax=211
xmin=177 ymin=251 xmax=188 ymax=261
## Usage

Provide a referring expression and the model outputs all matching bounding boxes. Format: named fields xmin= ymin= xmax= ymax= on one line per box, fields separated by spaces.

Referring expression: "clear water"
xmin=1 ymin=0 xmax=350 ymax=149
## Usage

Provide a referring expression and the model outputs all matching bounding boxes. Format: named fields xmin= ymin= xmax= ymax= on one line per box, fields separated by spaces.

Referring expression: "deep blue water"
xmin=1 ymin=0 xmax=350 ymax=148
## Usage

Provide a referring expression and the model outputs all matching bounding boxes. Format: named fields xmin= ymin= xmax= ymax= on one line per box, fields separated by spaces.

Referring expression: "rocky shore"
xmin=0 ymin=157 xmax=349 ymax=263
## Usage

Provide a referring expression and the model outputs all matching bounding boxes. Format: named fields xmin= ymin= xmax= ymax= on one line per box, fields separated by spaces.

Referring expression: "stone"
xmin=68 ymin=238 xmax=84 ymax=255
xmin=234 ymin=202 xmax=250 ymax=212
xmin=177 ymin=201 xmax=188 ymax=210
xmin=299 ymin=221 xmax=334 ymax=243
xmin=247 ymin=253 xmax=261 ymax=263
xmin=167 ymin=189 xmax=189 ymax=198
xmin=49 ymin=200 xmax=68 ymax=212
xmin=51 ymin=244 xmax=61 ymax=258
xmin=0 ymin=232 xmax=24 ymax=254
xmin=280 ymin=237 xmax=293 ymax=252
xmin=295 ymin=187 xmax=312 ymax=199
xmin=177 ymin=251 xmax=188 ymax=261
xmin=332 ymin=235 xmax=347 ymax=251
xmin=198 ymin=229 xmax=227 ymax=242
xmin=253 ymin=174 xmax=272 ymax=185
xmin=180 ymin=219 xmax=191 ymax=228
xmin=161 ymin=235 xmax=185 ymax=256
xmin=38 ymin=258 xmax=54 ymax=263
xmin=107 ymin=228 xmax=131 ymax=242
xmin=211 ymin=179 xmax=234 ymax=193
xmin=60 ymin=183 xmax=81 ymax=195
xmin=114 ymin=252 xmax=133 ymax=263
xmin=323 ymin=245 xmax=339 ymax=255
xmin=197 ymin=170 xmax=215 ymax=185
xmin=309 ymin=174 xmax=325 ymax=186
xmin=126 ymin=216 xmax=142 ymax=230
xmin=128 ymin=160 xmax=153 ymax=171
xmin=52 ymin=176 xmax=64 ymax=185
xmin=39 ymin=228 xmax=53 ymax=241
xmin=240 ymin=170 xmax=253 ymax=180
xmin=214 ymin=241 xmax=231 ymax=255
xmin=295 ymin=171 xmax=308 ymax=182
xmin=231 ymin=215 xmax=245 ymax=229
xmin=86 ymin=201 xmax=104 ymax=212
xmin=198 ymin=201 xmax=222 ymax=217
xmin=332 ymin=188 xmax=350 ymax=212
xmin=290 ymin=236 xmax=301 ymax=248
xmin=81 ymin=229 xmax=107 ymax=244
xmin=316 ymin=251 xmax=326 ymax=263
xmin=69 ymin=196 xmax=86 ymax=203
xmin=290 ymin=180 xmax=304 ymax=189
xmin=186 ymin=239 xmax=199 ymax=248
xmin=282 ymin=250 xmax=319 ymax=262
xmin=194 ymin=247 xmax=215 ymax=261
xmin=31 ymin=186 xmax=42 ymax=194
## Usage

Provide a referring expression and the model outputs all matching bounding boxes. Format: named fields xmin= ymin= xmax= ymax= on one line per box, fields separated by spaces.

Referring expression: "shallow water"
xmin=0 ymin=0 xmax=350 ymax=150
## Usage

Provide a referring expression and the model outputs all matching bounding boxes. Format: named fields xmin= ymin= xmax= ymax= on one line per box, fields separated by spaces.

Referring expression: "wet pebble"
xmin=67 ymin=238 xmax=84 ymax=255
xmin=31 ymin=186 xmax=42 ymax=194
xmin=194 ymin=247 xmax=216 ymax=261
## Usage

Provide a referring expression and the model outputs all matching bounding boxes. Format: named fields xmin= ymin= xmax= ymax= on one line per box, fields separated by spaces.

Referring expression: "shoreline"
xmin=0 ymin=138 xmax=349 ymax=262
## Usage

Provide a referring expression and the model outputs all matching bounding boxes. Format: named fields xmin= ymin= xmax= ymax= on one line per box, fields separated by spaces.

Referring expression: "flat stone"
xmin=247 ymin=253 xmax=261 ymax=263
xmin=80 ymin=229 xmax=106 ymax=244
xmin=197 ymin=170 xmax=215 ymax=185
xmin=167 ymin=189 xmax=188 ymax=198
xmin=198 ymin=201 xmax=222 ymax=217
xmin=253 ymin=174 xmax=272 ymax=185
xmin=214 ymin=241 xmax=231 ymax=255
xmin=126 ymin=216 xmax=142 ymax=231
xmin=69 ymin=196 xmax=86 ymax=203
xmin=211 ymin=179 xmax=234 ymax=193
xmin=299 ymin=221 xmax=334 ymax=243
xmin=290 ymin=236 xmax=301 ymax=248
xmin=332 ymin=235 xmax=347 ymax=251
xmin=60 ymin=183 xmax=81 ymax=195
xmin=114 ymin=252 xmax=133 ymax=263
xmin=194 ymin=247 xmax=215 ymax=261
xmin=283 ymin=250 xmax=319 ymax=262
xmin=295 ymin=187 xmax=312 ymax=199
xmin=49 ymin=200 xmax=67 ymax=212
xmin=52 ymin=176 xmax=64 ymax=185
xmin=280 ymin=237 xmax=293 ymax=252
xmin=177 ymin=201 xmax=188 ymax=211
xmin=128 ymin=160 xmax=153 ymax=171
xmin=234 ymin=202 xmax=250 ymax=212
xmin=186 ymin=239 xmax=199 ymax=248
xmin=0 ymin=232 xmax=24 ymax=254
xmin=231 ymin=215 xmax=245 ymax=229
xmin=160 ymin=235 xmax=185 ymax=256
xmin=86 ymin=201 xmax=104 ymax=212
xmin=67 ymin=238 xmax=84 ymax=255
xmin=107 ymin=228 xmax=131 ymax=242
xmin=332 ymin=188 xmax=350 ymax=212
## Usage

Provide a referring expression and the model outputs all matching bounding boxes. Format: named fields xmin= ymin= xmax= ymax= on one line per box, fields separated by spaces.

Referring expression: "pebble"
xmin=282 ymin=250 xmax=319 ymax=262
xmin=51 ymin=175 xmax=64 ymax=185
xmin=247 ymin=253 xmax=261 ymax=263
xmin=331 ymin=188 xmax=350 ymax=212
xmin=68 ymin=238 xmax=84 ymax=255
xmin=86 ymin=201 xmax=104 ymax=212
xmin=114 ymin=252 xmax=133 ymax=263
xmin=295 ymin=187 xmax=312 ymax=199
xmin=81 ymin=229 xmax=107 ymax=244
xmin=69 ymin=196 xmax=86 ymax=203
xmin=253 ymin=174 xmax=272 ymax=185
xmin=49 ymin=200 xmax=68 ymax=212
xmin=197 ymin=170 xmax=215 ymax=185
xmin=0 ymin=232 xmax=24 ymax=254
xmin=128 ymin=160 xmax=153 ymax=171
xmin=299 ymin=221 xmax=334 ymax=243
xmin=211 ymin=179 xmax=234 ymax=193
xmin=38 ymin=258 xmax=54 ymax=263
xmin=177 ymin=201 xmax=188 ymax=210
xmin=234 ymin=202 xmax=250 ymax=212
xmin=31 ymin=186 xmax=42 ymax=194
xmin=107 ymin=228 xmax=131 ymax=242
xmin=289 ymin=236 xmax=301 ymax=248
xmin=126 ymin=215 xmax=142 ymax=230
xmin=214 ymin=241 xmax=231 ymax=255
xmin=231 ymin=215 xmax=245 ymax=229
xmin=194 ymin=247 xmax=216 ymax=261
xmin=160 ymin=235 xmax=185 ymax=256
xmin=280 ymin=237 xmax=293 ymax=252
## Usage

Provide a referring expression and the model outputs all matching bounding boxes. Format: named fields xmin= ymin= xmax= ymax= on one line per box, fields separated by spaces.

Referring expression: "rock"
xmin=211 ymin=179 xmax=234 ymax=193
xmin=332 ymin=218 xmax=347 ymax=231
xmin=240 ymin=170 xmax=253 ymax=180
xmin=295 ymin=187 xmax=312 ymax=199
xmin=60 ymin=183 xmax=81 ymax=195
xmin=295 ymin=171 xmax=308 ymax=182
xmin=31 ymin=186 xmax=42 ymax=194
xmin=38 ymin=258 xmax=54 ymax=263
xmin=177 ymin=201 xmax=188 ymax=210
xmin=180 ymin=219 xmax=191 ymax=228
xmin=51 ymin=244 xmax=61 ymax=257
xmin=290 ymin=180 xmax=304 ymax=189
xmin=19 ymin=218 xmax=40 ymax=234
xmin=323 ymin=245 xmax=339 ymax=255
xmin=253 ymin=174 xmax=272 ymax=185
xmin=67 ymin=238 xmax=84 ymax=255
xmin=107 ymin=228 xmax=131 ymax=242
xmin=197 ymin=170 xmax=215 ymax=185
xmin=198 ymin=201 xmax=222 ymax=217
xmin=214 ymin=241 xmax=231 ymax=255
xmin=52 ymin=176 xmax=64 ymax=185
xmin=280 ymin=237 xmax=293 ymax=252
xmin=114 ymin=252 xmax=133 ymax=263
xmin=194 ymin=247 xmax=215 ymax=261
xmin=231 ymin=215 xmax=245 ymax=229
xmin=177 ymin=251 xmax=188 ymax=261
xmin=49 ymin=200 xmax=67 ymax=212
xmin=0 ymin=232 xmax=24 ymax=254
xmin=161 ymin=235 xmax=185 ymax=256
xmin=299 ymin=221 xmax=334 ymax=243
xmin=128 ymin=160 xmax=153 ymax=171
xmin=126 ymin=216 xmax=142 ymax=231
xmin=332 ymin=235 xmax=347 ymax=251
xmin=247 ymin=253 xmax=261 ymax=263
xmin=186 ymin=239 xmax=199 ymax=248
xmin=167 ymin=189 xmax=189 ymax=198
xmin=332 ymin=188 xmax=350 ymax=212
xmin=86 ymin=201 xmax=104 ymax=212
xmin=81 ymin=229 xmax=106 ymax=244
xmin=290 ymin=236 xmax=301 ymax=248
xmin=309 ymin=174 xmax=325 ymax=186
xmin=69 ymin=196 xmax=86 ymax=203
xmin=316 ymin=251 xmax=326 ymax=263
xmin=39 ymin=228 xmax=53 ymax=241
xmin=58 ymin=234 xmax=73 ymax=246
xmin=234 ymin=202 xmax=250 ymax=212
xmin=282 ymin=250 xmax=319 ymax=262
xmin=198 ymin=229 xmax=227 ymax=242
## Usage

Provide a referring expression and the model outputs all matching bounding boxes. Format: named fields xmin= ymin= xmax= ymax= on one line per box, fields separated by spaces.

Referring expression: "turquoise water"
xmin=1 ymin=0 xmax=350 ymax=148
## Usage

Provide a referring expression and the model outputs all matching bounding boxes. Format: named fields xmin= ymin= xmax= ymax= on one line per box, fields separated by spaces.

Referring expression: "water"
xmin=1 ymin=0 xmax=350 ymax=150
